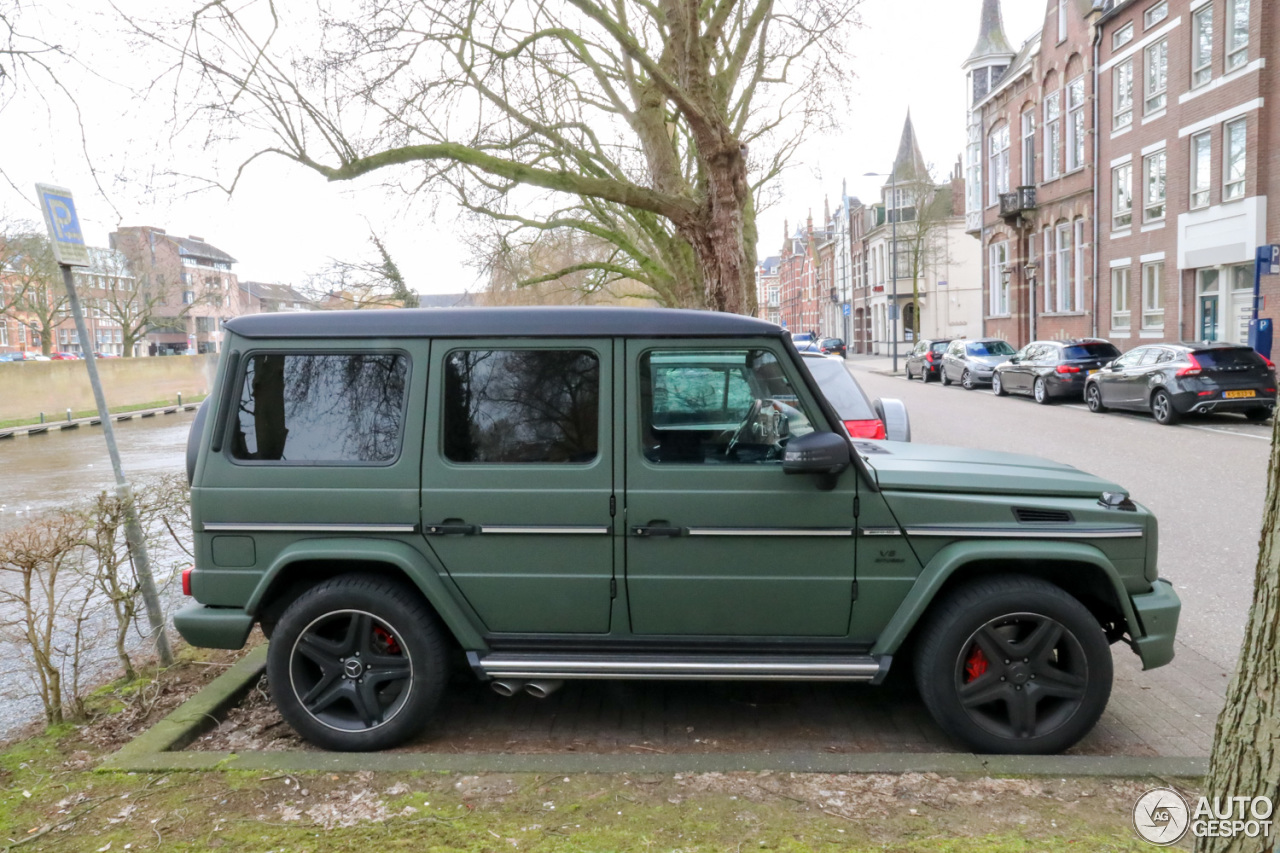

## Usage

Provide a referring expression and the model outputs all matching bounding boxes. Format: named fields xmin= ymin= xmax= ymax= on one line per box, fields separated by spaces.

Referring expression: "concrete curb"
xmin=99 ymin=644 xmax=1207 ymax=779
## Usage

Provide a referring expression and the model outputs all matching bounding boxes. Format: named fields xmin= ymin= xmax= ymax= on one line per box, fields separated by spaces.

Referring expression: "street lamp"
xmin=864 ymin=167 xmax=900 ymax=373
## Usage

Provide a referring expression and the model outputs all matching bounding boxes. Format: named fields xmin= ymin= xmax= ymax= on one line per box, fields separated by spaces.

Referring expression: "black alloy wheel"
xmin=992 ymin=372 xmax=1007 ymax=396
xmin=1245 ymin=407 xmax=1272 ymax=422
xmin=1150 ymin=389 xmax=1179 ymax=425
xmin=267 ymin=575 xmax=449 ymax=751
xmin=1085 ymin=383 xmax=1106 ymax=413
xmin=961 ymin=370 xmax=975 ymax=390
xmin=913 ymin=575 xmax=1111 ymax=754
xmin=1033 ymin=377 xmax=1051 ymax=405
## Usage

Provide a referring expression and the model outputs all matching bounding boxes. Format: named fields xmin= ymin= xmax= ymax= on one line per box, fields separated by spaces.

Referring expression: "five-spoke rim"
xmin=962 ymin=370 xmax=973 ymax=389
xmin=953 ymin=612 xmax=1089 ymax=741
xmin=289 ymin=609 xmax=414 ymax=733
xmin=1034 ymin=379 xmax=1046 ymax=402
xmin=1087 ymin=386 xmax=1100 ymax=410
xmin=1152 ymin=393 xmax=1170 ymax=421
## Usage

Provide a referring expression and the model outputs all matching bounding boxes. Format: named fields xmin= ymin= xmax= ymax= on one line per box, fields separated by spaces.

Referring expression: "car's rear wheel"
xmin=1085 ymin=383 xmax=1106 ymax=413
xmin=913 ymin=575 xmax=1112 ymax=755
xmin=267 ymin=575 xmax=448 ymax=751
xmin=961 ymin=370 xmax=975 ymax=390
xmin=1033 ymin=377 xmax=1051 ymax=405
xmin=1244 ymin=407 xmax=1272 ymax=422
xmin=992 ymin=373 xmax=1007 ymax=396
xmin=1150 ymin=389 xmax=1179 ymax=425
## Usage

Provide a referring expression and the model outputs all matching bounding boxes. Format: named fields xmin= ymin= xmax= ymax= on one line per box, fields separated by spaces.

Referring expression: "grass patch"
xmin=0 ymin=395 xmax=205 ymax=430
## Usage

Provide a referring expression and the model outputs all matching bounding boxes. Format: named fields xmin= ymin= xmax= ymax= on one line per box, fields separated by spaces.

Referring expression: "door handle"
xmin=424 ymin=521 xmax=477 ymax=536
xmin=631 ymin=523 xmax=685 ymax=537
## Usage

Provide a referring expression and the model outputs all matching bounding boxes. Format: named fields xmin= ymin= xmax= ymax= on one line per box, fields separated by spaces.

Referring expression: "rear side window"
xmin=443 ymin=349 xmax=599 ymax=464
xmin=1062 ymin=342 xmax=1121 ymax=360
xmin=231 ymin=353 xmax=408 ymax=463
xmin=930 ymin=341 xmax=950 ymax=354
xmin=1193 ymin=348 xmax=1267 ymax=368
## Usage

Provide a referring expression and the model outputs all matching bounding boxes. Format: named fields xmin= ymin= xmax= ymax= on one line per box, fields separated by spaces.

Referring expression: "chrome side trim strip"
xmin=201 ymin=522 xmax=418 ymax=534
xmin=685 ymin=527 xmax=854 ymax=537
xmin=903 ymin=526 xmax=1144 ymax=539
xmin=478 ymin=525 xmax=610 ymax=535
xmin=859 ymin=527 xmax=903 ymax=537
xmin=477 ymin=655 xmax=882 ymax=680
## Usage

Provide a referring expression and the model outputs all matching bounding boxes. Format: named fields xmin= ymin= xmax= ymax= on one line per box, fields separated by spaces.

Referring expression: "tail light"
xmin=1055 ymin=364 xmax=1081 ymax=374
xmin=844 ymin=419 xmax=887 ymax=440
xmin=182 ymin=566 xmax=193 ymax=596
xmin=926 ymin=352 xmax=936 ymax=363
xmin=1263 ymin=355 xmax=1275 ymax=368
xmin=1177 ymin=353 xmax=1204 ymax=377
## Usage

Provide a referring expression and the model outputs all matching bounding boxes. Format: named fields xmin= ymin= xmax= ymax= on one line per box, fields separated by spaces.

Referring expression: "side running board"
xmin=468 ymin=652 xmax=892 ymax=684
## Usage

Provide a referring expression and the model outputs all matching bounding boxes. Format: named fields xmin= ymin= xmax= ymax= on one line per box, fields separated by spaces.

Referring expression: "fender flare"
xmin=245 ymin=537 xmax=487 ymax=651
xmin=869 ymin=539 xmax=1141 ymax=657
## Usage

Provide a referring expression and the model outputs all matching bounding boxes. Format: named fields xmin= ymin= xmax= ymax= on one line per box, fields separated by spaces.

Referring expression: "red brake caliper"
xmin=964 ymin=644 xmax=989 ymax=682
xmin=373 ymin=625 xmax=401 ymax=655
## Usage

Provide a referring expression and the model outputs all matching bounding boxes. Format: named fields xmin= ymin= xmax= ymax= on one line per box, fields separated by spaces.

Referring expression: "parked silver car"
xmin=940 ymin=338 xmax=1017 ymax=389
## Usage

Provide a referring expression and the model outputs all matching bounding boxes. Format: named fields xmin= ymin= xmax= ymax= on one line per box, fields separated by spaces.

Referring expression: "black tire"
xmin=992 ymin=372 xmax=1008 ymax=396
xmin=941 ymin=369 xmax=952 ymax=386
xmin=1244 ymin=407 xmax=1272 ymax=423
xmin=1085 ymin=383 xmax=1106 ymax=413
xmin=923 ymin=367 xmax=933 ymax=383
xmin=266 ymin=575 xmax=449 ymax=751
xmin=913 ymin=575 xmax=1112 ymax=755
xmin=1033 ymin=377 xmax=1052 ymax=405
xmin=1150 ymin=389 xmax=1179 ymax=425
xmin=961 ymin=370 xmax=975 ymax=390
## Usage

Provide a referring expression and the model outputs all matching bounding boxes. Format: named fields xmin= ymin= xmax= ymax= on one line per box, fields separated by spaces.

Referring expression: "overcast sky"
xmin=0 ymin=0 xmax=1044 ymax=297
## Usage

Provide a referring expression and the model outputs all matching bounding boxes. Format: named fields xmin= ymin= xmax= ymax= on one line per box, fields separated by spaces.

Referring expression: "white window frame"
xmin=1224 ymin=118 xmax=1246 ymax=200
xmin=0 ymin=322 xmax=7 ymax=347
xmin=1145 ymin=39 xmax=1168 ymax=115
xmin=1192 ymin=5 xmax=1213 ymax=89
xmin=1052 ymin=222 xmax=1073 ymax=312
xmin=1227 ymin=0 xmax=1249 ymax=70
xmin=1066 ymin=76 xmax=1086 ymax=171
xmin=1072 ymin=219 xmax=1085 ymax=313
xmin=989 ymin=123 xmax=1011 ymax=204
xmin=1112 ymin=267 xmax=1132 ymax=329
xmin=1144 ymin=149 xmax=1166 ymax=222
xmin=1114 ymin=60 xmax=1134 ymax=130
xmin=1044 ymin=91 xmax=1062 ymax=180
xmin=1142 ymin=261 xmax=1164 ymax=328
xmin=1113 ymin=22 xmax=1134 ymax=49
xmin=1113 ymin=163 xmax=1133 ymax=229
xmin=989 ymin=241 xmax=1010 ymax=316
xmin=1058 ymin=0 xmax=1068 ymax=42
xmin=1144 ymin=0 xmax=1168 ymax=29
xmin=1190 ymin=131 xmax=1211 ymax=209
xmin=1021 ymin=109 xmax=1036 ymax=186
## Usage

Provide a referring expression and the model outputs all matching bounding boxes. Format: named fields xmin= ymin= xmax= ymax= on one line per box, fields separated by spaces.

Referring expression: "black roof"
xmin=224 ymin=306 xmax=782 ymax=340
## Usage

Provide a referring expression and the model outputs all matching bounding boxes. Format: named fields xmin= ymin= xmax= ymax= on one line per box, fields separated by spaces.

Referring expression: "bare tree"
xmin=479 ymin=228 xmax=657 ymax=307
xmin=137 ymin=0 xmax=861 ymax=315
xmin=1 ymin=231 xmax=69 ymax=355
xmin=894 ymin=174 xmax=956 ymax=341
xmin=305 ymin=231 xmax=420 ymax=309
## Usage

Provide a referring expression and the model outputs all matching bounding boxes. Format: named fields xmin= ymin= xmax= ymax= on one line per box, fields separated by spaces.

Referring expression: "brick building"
xmin=777 ymin=216 xmax=824 ymax=335
xmin=964 ymin=0 xmax=1277 ymax=351
xmin=755 ymin=255 xmax=781 ymax=325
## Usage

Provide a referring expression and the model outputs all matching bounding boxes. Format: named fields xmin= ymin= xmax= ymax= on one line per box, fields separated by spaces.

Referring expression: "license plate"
xmin=1087 ymin=369 xmax=1099 ymax=376
xmin=1224 ymin=390 xmax=1256 ymax=399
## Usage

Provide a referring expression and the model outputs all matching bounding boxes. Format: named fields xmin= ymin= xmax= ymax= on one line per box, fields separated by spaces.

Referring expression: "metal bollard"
xmin=39 ymin=412 xmax=45 ymax=424
xmin=178 ymin=393 xmax=182 ymax=406
xmin=67 ymin=408 xmax=72 ymax=422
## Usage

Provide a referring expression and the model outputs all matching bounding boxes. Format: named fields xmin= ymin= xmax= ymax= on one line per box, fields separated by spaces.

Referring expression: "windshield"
xmin=967 ymin=340 xmax=1015 ymax=357
xmin=800 ymin=356 xmax=876 ymax=420
xmin=1062 ymin=342 xmax=1120 ymax=360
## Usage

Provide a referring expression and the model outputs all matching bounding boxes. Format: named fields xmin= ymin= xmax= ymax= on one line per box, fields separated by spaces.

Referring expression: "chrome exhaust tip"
xmin=490 ymin=679 xmax=526 ymax=697
xmin=524 ymin=679 xmax=564 ymax=699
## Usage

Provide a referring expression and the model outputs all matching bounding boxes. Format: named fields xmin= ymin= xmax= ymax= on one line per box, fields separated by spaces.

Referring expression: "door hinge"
xmin=851 ymin=580 xmax=859 ymax=601
xmin=610 ymin=577 xmax=617 ymax=598
xmin=609 ymin=495 xmax=616 ymax=517
xmin=853 ymin=495 xmax=860 ymax=517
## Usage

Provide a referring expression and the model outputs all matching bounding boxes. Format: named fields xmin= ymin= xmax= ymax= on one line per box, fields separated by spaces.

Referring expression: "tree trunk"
xmin=1196 ymin=415 xmax=1280 ymax=853
xmin=678 ymin=142 xmax=755 ymax=316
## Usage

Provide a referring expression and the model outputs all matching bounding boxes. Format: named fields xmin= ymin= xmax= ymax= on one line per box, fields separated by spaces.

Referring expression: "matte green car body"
xmin=176 ymin=309 xmax=1179 ymax=692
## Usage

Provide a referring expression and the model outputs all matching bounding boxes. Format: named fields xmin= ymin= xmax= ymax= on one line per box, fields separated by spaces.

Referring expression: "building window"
xmin=1113 ymin=22 xmax=1133 ymax=49
xmin=1050 ymin=222 xmax=1074 ymax=312
xmin=1227 ymin=0 xmax=1249 ymax=69
xmin=1145 ymin=39 xmax=1167 ymax=114
xmin=989 ymin=123 xmax=1010 ymax=204
xmin=182 ymin=290 xmax=195 ymax=304
xmin=1144 ymin=0 xmax=1168 ymax=29
xmin=0 ymin=323 xmax=7 ymax=346
xmin=1044 ymin=91 xmax=1061 ymax=180
xmin=1066 ymin=76 xmax=1086 ymax=171
xmin=1114 ymin=60 xmax=1134 ymax=130
xmin=1057 ymin=0 xmax=1068 ymax=42
xmin=989 ymin=241 xmax=1009 ymax=316
xmin=1192 ymin=5 xmax=1213 ymax=88
xmin=1224 ymin=118 xmax=1246 ymax=200
xmin=1142 ymin=262 xmax=1164 ymax=328
xmin=1112 ymin=164 xmax=1132 ymax=229
xmin=1073 ymin=219 xmax=1085 ymax=313
xmin=1021 ymin=109 xmax=1035 ymax=186
xmin=1144 ymin=149 xmax=1166 ymax=222
xmin=1190 ymin=131 xmax=1211 ymax=209
xmin=1112 ymin=268 xmax=1131 ymax=329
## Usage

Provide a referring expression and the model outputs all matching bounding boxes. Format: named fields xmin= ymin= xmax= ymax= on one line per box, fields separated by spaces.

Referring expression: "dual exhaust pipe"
xmin=490 ymin=678 xmax=563 ymax=699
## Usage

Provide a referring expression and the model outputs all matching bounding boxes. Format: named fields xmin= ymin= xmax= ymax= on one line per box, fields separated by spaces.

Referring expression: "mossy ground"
xmin=0 ymin=646 xmax=1191 ymax=852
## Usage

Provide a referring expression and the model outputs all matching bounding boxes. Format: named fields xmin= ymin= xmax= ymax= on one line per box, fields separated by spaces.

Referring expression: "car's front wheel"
xmin=1085 ymin=383 xmax=1106 ymax=413
xmin=267 ymin=575 xmax=449 ymax=751
xmin=992 ymin=373 xmax=1007 ymax=396
xmin=1150 ymin=389 xmax=1179 ymax=425
xmin=913 ymin=575 xmax=1112 ymax=754
xmin=961 ymin=370 xmax=975 ymax=390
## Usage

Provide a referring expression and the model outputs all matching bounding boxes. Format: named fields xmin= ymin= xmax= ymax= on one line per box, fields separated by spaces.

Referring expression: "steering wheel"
xmin=725 ymin=398 xmax=763 ymax=456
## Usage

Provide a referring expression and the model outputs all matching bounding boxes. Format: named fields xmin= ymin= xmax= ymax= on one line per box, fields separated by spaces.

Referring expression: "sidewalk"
xmin=841 ymin=352 xmax=904 ymax=377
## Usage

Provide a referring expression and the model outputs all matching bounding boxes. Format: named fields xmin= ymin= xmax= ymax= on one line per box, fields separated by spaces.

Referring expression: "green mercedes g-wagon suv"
xmin=176 ymin=307 xmax=1180 ymax=754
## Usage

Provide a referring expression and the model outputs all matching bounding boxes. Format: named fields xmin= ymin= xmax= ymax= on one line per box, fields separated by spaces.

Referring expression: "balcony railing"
xmin=999 ymin=186 xmax=1037 ymax=221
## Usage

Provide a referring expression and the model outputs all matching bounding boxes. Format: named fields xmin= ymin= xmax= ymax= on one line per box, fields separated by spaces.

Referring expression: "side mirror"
xmin=783 ymin=432 xmax=851 ymax=483
xmin=873 ymin=398 xmax=912 ymax=442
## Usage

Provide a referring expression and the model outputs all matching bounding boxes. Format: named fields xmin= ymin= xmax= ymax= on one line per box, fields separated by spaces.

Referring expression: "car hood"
xmin=859 ymin=442 xmax=1123 ymax=497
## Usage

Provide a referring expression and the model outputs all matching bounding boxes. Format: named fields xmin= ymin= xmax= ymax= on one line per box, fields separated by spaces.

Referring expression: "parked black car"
xmin=940 ymin=337 xmax=1016 ymax=389
xmin=817 ymin=337 xmax=847 ymax=357
xmin=904 ymin=338 xmax=954 ymax=382
xmin=992 ymin=339 xmax=1121 ymax=403
xmin=1084 ymin=342 xmax=1276 ymax=425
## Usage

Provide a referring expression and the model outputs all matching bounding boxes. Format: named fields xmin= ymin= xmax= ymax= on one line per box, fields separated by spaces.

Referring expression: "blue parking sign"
xmin=35 ymin=183 xmax=90 ymax=266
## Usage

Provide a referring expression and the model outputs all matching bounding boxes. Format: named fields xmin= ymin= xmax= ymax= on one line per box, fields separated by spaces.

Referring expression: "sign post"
xmin=35 ymin=184 xmax=173 ymax=666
